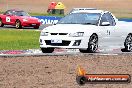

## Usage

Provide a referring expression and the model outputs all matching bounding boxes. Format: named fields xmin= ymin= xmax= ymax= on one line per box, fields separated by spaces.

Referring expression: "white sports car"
xmin=40 ymin=8 xmax=132 ymax=53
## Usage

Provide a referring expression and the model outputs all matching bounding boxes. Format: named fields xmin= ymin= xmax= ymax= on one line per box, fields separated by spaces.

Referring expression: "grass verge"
xmin=1 ymin=11 xmax=132 ymax=18
xmin=29 ymin=12 xmax=65 ymax=17
xmin=0 ymin=11 xmax=64 ymax=17
xmin=0 ymin=29 xmax=40 ymax=50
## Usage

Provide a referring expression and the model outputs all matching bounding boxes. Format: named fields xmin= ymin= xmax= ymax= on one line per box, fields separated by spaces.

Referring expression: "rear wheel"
xmin=41 ymin=48 xmax=54 ymax=53
xmin=124 ymin=34 xmax=132 ymax=52
xmin=15 ymin=20 xmax=22 ymax=29
xmin=79 ymin=34 xmax=98 ymax=53
xmin=0 ymin=18 xmax=4 ymax=27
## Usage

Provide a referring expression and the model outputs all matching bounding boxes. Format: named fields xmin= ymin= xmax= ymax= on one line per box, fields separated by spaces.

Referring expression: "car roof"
xmin=70 ymin=8 xmax=106 ymax=14
xmin=71 ymin=8 xmax=97 ymax=11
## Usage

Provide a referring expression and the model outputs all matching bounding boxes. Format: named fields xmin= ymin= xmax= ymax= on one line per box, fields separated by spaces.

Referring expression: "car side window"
xmin=100 ymin=12 xmax=116 ymax=26
xmin=4 ymin=10 xmax=13 ymax=15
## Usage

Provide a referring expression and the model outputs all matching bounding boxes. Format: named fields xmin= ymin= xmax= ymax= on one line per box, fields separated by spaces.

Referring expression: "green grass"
xmin=0 ymin=29 xmax=40 ymax=50
xmin=0 ymin=11 xmax=64 ymax=17
xmin=29 ymin=12 xmax=65 ymax=17
xmin=0 ymin=11 xmax=4 ymax=14
xmin=1 ymin=11 xmax=132 ymax=18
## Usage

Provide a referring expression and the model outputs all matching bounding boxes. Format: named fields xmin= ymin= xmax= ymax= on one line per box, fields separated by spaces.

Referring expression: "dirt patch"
xmin=0 ymin=0 xmax=132 ymax=17
xmin=0 ymin=55 xmax=132 ymax=88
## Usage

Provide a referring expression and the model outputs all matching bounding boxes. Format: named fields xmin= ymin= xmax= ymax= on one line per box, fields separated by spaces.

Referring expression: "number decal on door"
xmin=6 ymin=17 xmax=10 ymax=22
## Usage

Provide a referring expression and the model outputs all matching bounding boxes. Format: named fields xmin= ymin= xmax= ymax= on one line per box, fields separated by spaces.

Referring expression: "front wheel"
xmin=88 ymin=34 xmax=98 ymax=53
xmin=0 ymin=18 xmax=4 ymax=27
xmin=15 ymin=20 xmax=22 ymax=29
xmin=79 ymin=34 xmax=98 ymax=53
xmin=124 ymin=34 xmax=132 ymax=52
xmin=79 ymin=49 xmax=88 ymax=53
xmin=41 ymin=48 xmax=54 ymax=53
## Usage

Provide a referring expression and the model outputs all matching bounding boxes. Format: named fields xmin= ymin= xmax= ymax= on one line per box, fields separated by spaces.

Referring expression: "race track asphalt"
xmin=0 ymin=48 xmax=132 ymax=57
xmin=1 ymin=24 xmax=132 ymax=57
xmin=0 ymin=24 xmax=46 ymax=30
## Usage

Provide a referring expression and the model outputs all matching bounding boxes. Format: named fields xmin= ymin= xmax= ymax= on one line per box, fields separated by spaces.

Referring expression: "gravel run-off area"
xmin=0 ymin=54 xmax=132 ymax=88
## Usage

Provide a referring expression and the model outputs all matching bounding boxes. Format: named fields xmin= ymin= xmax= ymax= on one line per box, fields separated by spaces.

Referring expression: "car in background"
xmin=40 ymin=8 xmax=132 ymax=53
xmin=0 ymin=9 xmax=41 ymax=29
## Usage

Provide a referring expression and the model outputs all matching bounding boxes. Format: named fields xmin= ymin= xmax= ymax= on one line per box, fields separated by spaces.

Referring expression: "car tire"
xmin=79 ymin=49 xmax=87 ymax=53
xmin=87 ymin=34 xmax=98 ymax=53
xmin=79 ymin=34 xmax=98 ymax=53
xmin=0 ymin=18 xmax=4 ymax=27
xmin=124 ymin=33 xmax=132 ymax=52
xmin=41 ymin=48 xmax=54 ymax=53
xmin=76 ymin=76 xmax=87 ymax=85
xmin=34 ymin=26 xmax=39 ymax=29
xmin=15 ymin=20 xmax=22 ymax=29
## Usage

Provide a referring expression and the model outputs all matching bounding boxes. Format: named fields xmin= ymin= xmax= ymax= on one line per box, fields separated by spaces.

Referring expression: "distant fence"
xmin=34 ymin=16 xmax=132 ymax=24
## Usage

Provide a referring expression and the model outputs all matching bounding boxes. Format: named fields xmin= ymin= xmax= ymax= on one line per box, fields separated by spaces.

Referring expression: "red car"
xmin=0 ymin=9 xmax=41 ymax=29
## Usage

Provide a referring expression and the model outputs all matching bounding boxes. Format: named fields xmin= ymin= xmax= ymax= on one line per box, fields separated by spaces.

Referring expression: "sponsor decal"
xmin=40 ymin=19 xmax=59 ymax=24
xmin=6 ymin=17 xmax=10 ymax=22
xmin=33 ymin=16 xmax=62 ymax=24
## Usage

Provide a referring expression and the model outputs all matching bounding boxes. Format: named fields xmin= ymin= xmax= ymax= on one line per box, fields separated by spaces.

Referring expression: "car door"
xmin=99 ymin=12 xmax=119 ymax=48
xmin=2 ymin=10 xmax=12 ymax=25
xmin=3 ymin=10 xmax=16 ymax=25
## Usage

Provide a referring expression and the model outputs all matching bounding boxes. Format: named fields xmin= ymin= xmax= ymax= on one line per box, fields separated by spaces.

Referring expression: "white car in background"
xmin=40 ymin=8 xmax=132 ymax=53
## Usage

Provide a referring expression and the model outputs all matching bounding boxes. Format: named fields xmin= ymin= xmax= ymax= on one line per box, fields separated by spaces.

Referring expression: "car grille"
xmin=50 ymin=33 xmax=68 ymax=35
xmin=45 ymin=40 xmax=71 ymax=46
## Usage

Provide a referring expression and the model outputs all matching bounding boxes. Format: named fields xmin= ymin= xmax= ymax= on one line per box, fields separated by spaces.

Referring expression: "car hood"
xmin=42 ymin=24 xmax=98 ymax=33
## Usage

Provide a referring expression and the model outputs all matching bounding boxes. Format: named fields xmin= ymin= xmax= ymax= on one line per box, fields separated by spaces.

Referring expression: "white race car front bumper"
xmin=39 ymin=36 xmax=89 ymax=49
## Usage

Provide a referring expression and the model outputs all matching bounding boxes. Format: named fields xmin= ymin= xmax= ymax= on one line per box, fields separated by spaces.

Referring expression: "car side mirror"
xmin=101 ymin=22 xmax=110 ymax=26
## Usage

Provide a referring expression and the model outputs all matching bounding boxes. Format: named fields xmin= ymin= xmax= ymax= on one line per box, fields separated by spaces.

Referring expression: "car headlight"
xmin=69 ymin=32 xmax=84 ymax=37
xmin=40 ymin=32 xmax=49 ymax=36
xmin=23 ymin=19 xmax=28 ymax=22
xmin=38 ymin=19 xmax=41 ymax=22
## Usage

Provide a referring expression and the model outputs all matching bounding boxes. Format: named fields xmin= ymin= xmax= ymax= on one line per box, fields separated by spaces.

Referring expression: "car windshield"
xmin=15 ymin=11 xmax=30 ymax=16
xmin=57 ymin=13 xmax=101 ymax=25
